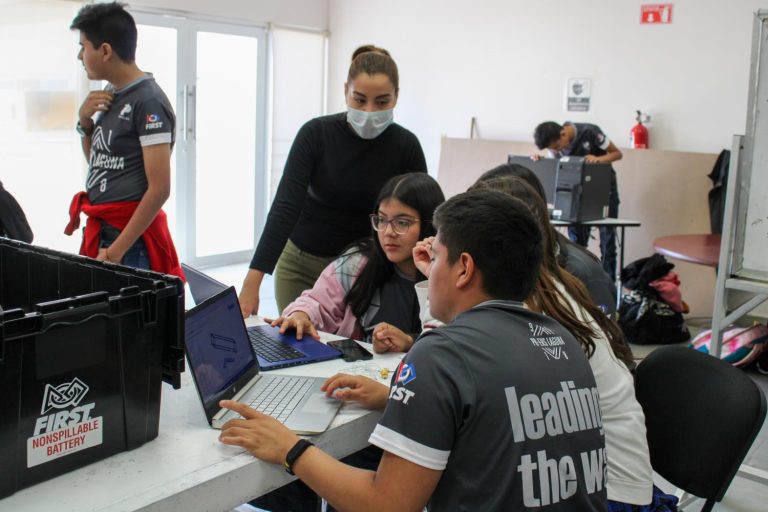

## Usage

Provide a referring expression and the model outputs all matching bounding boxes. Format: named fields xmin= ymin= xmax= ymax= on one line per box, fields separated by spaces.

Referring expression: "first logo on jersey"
xmin=396 ymin=363 xmax=417 ymax=385
xmin=146 ymin=113 xmax=163 ymax=130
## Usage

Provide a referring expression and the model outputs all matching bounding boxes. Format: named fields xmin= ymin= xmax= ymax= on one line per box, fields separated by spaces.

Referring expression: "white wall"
xmin=271 ymin=29 xmax=327 ymax=201
xmin=131 ymin=0 xmax=328 ymax=29
xmin=328 ymin=0 xmax=764 ymax=173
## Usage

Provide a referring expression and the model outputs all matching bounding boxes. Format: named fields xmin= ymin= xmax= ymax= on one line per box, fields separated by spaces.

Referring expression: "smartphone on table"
xmin=327 ymin=338 xmax=373 ymax=362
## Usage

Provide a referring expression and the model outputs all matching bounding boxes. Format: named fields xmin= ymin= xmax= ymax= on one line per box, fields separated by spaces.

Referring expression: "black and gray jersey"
xmin=86 ymin=75 xmax=175 ymax=204
xmin=369 ymin=300 xmax=608 ymax=511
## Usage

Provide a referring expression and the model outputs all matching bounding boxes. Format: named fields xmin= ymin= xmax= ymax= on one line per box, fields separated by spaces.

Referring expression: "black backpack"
xmin=0 ymin=180 xmax=33 ymax=243
xmin=618 ymin=254 xmax=690 ymax=345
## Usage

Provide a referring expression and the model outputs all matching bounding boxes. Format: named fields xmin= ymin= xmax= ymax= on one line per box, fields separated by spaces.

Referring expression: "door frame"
xmin=131 ymin=10 xmax=269 ymax=268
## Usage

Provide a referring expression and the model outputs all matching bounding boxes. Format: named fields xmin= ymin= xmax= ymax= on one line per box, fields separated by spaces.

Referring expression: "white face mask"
xmin=346 ymin=107 xmax=394 ymax=139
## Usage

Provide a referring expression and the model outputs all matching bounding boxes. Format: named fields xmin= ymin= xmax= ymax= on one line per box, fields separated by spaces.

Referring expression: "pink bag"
xmin=689 ymin=324 xmax=768 ymax=367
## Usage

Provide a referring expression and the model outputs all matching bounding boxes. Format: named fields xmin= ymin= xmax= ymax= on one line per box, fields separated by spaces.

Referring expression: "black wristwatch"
xmin=76 ymin=120 xmax=93 ymax=137
xmin=284 ymin=439 xmax=314 ymax=475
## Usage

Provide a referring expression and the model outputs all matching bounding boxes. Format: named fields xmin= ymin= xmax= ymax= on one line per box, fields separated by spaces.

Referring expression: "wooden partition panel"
xmin=436 ymin=138 xmax=538 ymax=198
xmin=436 ymin=137 xmax=719 ymax=318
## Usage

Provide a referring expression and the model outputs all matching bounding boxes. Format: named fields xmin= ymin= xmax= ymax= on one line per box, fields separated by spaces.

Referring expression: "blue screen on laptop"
xmin=185 ymin=290 xmax=256 ymax=409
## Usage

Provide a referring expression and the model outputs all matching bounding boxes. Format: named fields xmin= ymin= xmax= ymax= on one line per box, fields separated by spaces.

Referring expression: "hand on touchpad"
xmin=304 ymin=393 xmax=336 ymax=413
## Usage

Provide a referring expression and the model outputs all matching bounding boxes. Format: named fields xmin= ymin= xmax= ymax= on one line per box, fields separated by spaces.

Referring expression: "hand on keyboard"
xmin=218 ymin=399 xmax=302 ymax=465
xmin=267 ymin=311 xmax=320 ymax=340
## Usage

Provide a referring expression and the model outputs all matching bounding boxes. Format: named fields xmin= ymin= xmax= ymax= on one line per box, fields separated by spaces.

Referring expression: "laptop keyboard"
xmin=248 ymin=326 xmax=304 ymax=362
xmin=247 ymin=375 xmax=315 ymax=423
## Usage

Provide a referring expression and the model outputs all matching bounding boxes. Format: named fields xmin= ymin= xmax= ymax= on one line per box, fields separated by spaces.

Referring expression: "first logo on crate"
xmin=40 ymin=377 xmax=89 ymax=414
xmin=27 ymin=377 xmax=104 ymax=468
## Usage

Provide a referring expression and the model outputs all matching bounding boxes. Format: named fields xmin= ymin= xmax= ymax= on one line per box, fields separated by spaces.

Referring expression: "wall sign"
xmin=641 ymin=4 xmax=673 ymax=24
xmin=566 ymin=78 xmax=591 ymax=112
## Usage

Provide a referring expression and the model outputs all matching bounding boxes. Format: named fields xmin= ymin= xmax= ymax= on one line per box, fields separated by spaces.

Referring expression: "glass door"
xmin=192 ymin=26 xmax=264 ymax=263
xmin=132 ymin=12 xmax=268 ymax=267
xmin=132 ymin=19 xmax=179 ymax=237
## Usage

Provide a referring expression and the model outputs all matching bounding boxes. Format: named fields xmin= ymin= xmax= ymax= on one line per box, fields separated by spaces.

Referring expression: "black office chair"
xmin=634 ymin=345 xmax=767 ymax=511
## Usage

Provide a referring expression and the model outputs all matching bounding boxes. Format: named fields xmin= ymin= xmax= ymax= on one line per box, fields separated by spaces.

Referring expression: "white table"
xmin=0 ymin=322 xmax=404 ymax=512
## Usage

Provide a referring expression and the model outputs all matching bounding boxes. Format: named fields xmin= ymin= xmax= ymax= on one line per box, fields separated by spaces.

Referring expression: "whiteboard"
xmin=734 ymin=11 xmax=768 ymax=282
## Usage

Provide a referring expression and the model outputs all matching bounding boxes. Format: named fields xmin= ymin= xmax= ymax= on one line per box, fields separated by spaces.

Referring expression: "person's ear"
xmin=455 ymin=252 xmax=475 ymax=290
xmin=344 ymin=82 xmax=349 ymax=98
xmin=99 ymin=42 xmax=113 ymax=63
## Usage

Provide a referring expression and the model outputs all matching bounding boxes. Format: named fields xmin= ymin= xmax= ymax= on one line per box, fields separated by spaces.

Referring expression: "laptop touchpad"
xmin=303 ymin=393 xmax=337 ymax=413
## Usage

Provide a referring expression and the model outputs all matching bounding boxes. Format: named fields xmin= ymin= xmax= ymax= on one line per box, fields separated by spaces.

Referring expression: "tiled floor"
xmin=208 ymin=262 xmax=768 ymax=510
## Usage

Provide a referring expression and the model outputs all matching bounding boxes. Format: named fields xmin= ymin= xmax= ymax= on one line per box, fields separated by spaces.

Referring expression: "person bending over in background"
xmin=533 ymin=120 xmax=622 ymax=280
xmin=239 ymin=45 xmax=426 ymax=316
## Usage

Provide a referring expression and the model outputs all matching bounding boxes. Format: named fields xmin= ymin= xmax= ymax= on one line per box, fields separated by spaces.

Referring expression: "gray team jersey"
xmin=86 ymin=75 xmax=175 ymax=204
xmin=369 ymin=300 xmax=607 ymax=511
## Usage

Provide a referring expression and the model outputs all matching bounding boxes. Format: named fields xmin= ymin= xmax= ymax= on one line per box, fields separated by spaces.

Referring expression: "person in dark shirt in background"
xmin=534 ymin=121 xmax=622 ymax=279
xmin=239 ymin=45 xmax=427 ymax=316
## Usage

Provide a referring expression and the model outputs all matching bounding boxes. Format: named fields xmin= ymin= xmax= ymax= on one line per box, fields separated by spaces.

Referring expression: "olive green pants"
xmin=273 ymin=239 xmax=336 ymax=313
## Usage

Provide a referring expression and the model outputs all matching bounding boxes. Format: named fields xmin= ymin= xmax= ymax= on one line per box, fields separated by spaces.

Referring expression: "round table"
xmin=653 ymin=234 xmax=721 ymax=267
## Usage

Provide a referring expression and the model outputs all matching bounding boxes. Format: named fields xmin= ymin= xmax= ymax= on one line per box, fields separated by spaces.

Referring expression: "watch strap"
xmin=284 ymin=439 xmax=313 ymax=475
xmin=76 ymin=120 xmax=93 ymax=137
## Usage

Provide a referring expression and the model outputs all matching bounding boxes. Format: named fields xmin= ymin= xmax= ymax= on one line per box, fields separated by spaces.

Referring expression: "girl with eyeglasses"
xmin=269 ymin=173 xmax=444 ymax=353
xmin=238 ymin=45 xmax=427 ymax=318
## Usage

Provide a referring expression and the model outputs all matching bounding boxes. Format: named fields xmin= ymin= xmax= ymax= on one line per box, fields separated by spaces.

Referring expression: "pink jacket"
xmin=649 ymin=271 xmax=688 ymax=313
xmin=282 ymin=252 xmax=369 ymax=339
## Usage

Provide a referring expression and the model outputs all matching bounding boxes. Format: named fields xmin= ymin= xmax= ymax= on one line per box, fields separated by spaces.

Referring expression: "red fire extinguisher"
xmin=630 ymin=110 xmax=649 ymax=149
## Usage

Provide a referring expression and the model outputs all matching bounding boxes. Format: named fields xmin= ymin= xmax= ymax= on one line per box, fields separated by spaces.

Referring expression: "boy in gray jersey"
xmin=67 ymin=2 xmax=181 ymax=277
xmin=218 ymin=189 xmax=607 ymax=511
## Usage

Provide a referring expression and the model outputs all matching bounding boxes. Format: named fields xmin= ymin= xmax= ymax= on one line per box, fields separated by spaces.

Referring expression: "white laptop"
xmin=184 ymin=285 xmax=343 ymax=434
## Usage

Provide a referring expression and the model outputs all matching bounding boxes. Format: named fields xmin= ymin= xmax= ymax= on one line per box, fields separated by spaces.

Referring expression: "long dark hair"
xmin=345 ymin=173 xmax=445 ymax=318
xmin=471 ymin=176 xmax=634 ymax=368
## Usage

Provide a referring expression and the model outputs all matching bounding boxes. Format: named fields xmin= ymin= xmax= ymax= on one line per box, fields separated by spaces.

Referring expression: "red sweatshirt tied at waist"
xmin=65 ymin=191 xmax=185 ymax=281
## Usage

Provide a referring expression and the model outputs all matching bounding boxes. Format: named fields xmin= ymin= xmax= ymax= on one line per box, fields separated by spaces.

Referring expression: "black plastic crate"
xmin=0 ymin=238 xmax=184 ymax=498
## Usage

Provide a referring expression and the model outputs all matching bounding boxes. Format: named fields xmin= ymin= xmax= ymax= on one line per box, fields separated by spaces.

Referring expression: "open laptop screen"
xmin=182 ymin=262 xmax=227 ymax=305
xmin=185 ymin=287 xmax=258 ymax=412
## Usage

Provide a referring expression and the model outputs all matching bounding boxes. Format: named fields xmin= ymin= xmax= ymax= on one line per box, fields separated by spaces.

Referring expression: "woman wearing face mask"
xmin=239 ymin=45 xmax=427 ymax=317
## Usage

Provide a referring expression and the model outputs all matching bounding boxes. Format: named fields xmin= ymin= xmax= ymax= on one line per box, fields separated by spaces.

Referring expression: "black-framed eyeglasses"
xmin=370 ymin=214 xmax=420 ymax=235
